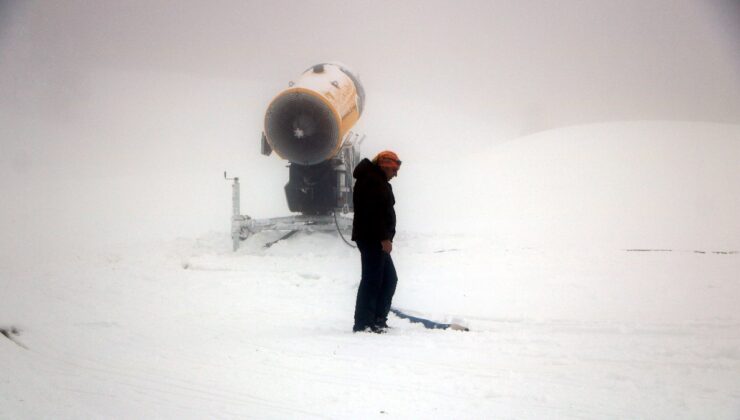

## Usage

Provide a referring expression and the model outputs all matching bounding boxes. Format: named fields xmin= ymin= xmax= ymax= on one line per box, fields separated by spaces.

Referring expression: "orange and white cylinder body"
xmin=264 ymin=63 xmax=365 ymax=166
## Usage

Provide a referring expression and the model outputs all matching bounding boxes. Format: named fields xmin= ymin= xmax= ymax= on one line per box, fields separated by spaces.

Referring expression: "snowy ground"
xmin=2 ymin=230 xmax=739 ymax=419
xmin=2 ymin=121 xmax=739 ymax=418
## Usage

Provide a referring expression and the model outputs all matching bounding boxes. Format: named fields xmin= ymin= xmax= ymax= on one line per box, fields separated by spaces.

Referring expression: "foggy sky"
xmin=1 ymin=0 xmax=739 ymax=251
xmin=1 ymin=0 xmax=739 ymax=134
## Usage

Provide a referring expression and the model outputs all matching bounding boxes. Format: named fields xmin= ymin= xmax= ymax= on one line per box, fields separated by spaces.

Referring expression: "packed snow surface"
xmin=2 ymin=122 xmax=739 ymax=418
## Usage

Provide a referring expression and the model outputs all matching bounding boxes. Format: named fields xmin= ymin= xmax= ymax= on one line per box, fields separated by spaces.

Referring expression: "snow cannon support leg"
xmin=225 ymin=172 xmax=245 ymax=251
xmin=232 ymin=177 xmax=240 ymax=251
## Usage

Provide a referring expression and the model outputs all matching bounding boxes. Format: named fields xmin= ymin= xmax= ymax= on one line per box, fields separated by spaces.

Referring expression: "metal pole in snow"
xmin=225 ymin=171 xmax=241 ymax=251
xmin=232 ymin=177 xmax=240 ymax=251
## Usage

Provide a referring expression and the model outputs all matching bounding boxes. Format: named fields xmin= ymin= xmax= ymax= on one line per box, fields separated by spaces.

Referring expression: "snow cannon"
xmin=260 ymin=63 xmax=365 ymax=215
xmin=227 ymin=63 xmax=365 ymax=250
xmin=263 ymin=63 xmax=365 ymax=166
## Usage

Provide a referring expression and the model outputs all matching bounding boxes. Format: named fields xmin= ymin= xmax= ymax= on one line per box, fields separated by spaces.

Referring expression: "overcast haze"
xmin=1 ymin=4 xmax=740 ymax=416
xmin=1 ymin=0 xmax=739 ymax=250
xmin=2 ymin=0 xmax=739 ymax=128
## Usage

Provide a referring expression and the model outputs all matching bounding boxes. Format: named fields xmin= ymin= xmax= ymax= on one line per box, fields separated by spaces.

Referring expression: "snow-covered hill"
xmin=1 ymin=121 xmax=739 ymax=418
xmin=398 ymin=121 xmax=740 ymax=249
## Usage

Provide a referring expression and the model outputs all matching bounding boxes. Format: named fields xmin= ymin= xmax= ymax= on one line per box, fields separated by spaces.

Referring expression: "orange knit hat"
xmin=373 ymin=150 xmax=402 ymax=170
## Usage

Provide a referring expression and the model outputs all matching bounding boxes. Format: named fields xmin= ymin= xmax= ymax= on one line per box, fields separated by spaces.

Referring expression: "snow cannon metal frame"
xmin=226 ymin=63 xmax=366 ymax=251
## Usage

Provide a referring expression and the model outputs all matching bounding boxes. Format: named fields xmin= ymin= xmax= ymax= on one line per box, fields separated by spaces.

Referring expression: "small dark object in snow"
xmin=0 ymin=327 xmax=19 ymax=337
xmin=1 ymin=326 xmax=28 ymax=349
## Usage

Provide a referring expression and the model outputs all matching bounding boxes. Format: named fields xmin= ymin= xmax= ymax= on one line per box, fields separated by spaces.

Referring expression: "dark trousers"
xmin=353 ymin=240 xmax=398 ymax=328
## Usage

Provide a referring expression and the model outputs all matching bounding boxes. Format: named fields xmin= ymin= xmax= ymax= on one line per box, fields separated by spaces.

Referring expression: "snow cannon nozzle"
xmin=263 ymin=63 xmax=365 ymax=166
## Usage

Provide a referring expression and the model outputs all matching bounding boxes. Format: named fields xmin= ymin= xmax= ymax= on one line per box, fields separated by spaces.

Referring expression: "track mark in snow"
xmin=625 ymin=249 xmax=738 ymax=255
xmin=625 ymin=249 xmax=673 ymax=252
xmin=36 ymin=346 xmax=324 ymax=418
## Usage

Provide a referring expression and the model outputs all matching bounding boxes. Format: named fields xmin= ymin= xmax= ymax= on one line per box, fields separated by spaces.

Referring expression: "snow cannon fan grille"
xmin=265 ymin=91 xmax=340 ymax=166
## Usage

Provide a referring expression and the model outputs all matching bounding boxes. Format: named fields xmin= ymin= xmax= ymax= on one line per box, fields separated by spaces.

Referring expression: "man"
xmin=351 ymin=150 xmax=401 ymax=333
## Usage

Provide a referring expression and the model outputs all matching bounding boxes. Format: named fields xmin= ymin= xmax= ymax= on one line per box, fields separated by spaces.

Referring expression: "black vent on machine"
xmin=265 ymin=91 xmax=339 ymax=166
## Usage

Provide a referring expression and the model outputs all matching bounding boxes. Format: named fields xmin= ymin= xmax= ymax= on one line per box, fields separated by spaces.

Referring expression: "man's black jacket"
xmin=351 ymin=158 xmax=396 ymax=242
